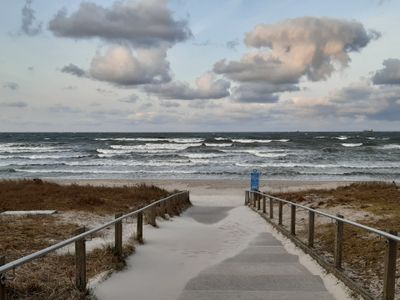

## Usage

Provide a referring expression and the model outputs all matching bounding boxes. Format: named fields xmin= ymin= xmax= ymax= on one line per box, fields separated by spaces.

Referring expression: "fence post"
xmin=114 ymin=213 xmax=123 ymax=258
xmin=334 ymin=214 xmax=344 ymax=269
xmin=136 ymin=212 xmax=143 ymax=244
xmin=244 ymin=191 xmax=248 ymax=205
xmin=383 ymin=231 xmax=398 ymax=300
xmin=269 ymin=198 xmax=274 ymax=219
xmin=75 ymin=227 xmax=87 ymax=293
xmin=262 ymin=196 xmax=266 ymax=214
xmin=257 ymin=194 xmax=261 ymax=210
xmin=308 ymin=211 xmax=315 ymax=248
xmin=290 ymin=205 xmax=296 ymax=235
xmin=278 ymin=201 xmax=283 ymax=225
xmin=0 ymin=256 xmax=6 ymax=300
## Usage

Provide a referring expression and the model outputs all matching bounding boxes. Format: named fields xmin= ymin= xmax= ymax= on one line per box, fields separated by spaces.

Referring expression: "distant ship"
xmin=362 ymin=129 xmax=374 ymax=132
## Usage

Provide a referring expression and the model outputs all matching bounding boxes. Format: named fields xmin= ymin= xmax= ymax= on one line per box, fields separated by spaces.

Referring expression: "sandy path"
xmin=93 ymin=182 xmax=351 ymax=300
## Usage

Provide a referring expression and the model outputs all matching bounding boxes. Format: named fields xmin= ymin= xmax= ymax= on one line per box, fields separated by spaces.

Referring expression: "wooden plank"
xmin=269 ymin=197 xmax=274 ymax=219
xmin=308 ymin=211 xmax=315 ymax=248
xmin=114 ymin=213 xmax=123 ymax=258
xmin=136 ymin=212 xmax=144 ymax=244
xmin=74 ymin=227 xmax=86 ymax=293
xmin=334 ymin=214 xmax=344 ymax=269
xmin=262 ymin=196 xmax=266 ymax=214
xmin=0 ymin=256 xmax=6 ymax=300
xmin=278 ymin=201 xmax=283 ymax=225
xmin=383 ymin=231 xmax=398 ymax=300
xmin=290 ymin=204 xmax=296 ymax=235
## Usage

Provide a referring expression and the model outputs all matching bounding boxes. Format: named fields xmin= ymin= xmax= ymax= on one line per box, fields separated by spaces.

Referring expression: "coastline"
xmin=51 ymin=178 xmax=354 ymax=193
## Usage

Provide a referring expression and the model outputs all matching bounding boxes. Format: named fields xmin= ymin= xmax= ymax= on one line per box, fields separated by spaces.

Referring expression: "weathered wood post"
xmin=244 ymin=191 xmax=248 ymax=205
xmin=167 ymin=198 xmax=175 ymax=217
xmin=290 ymin=204 xmax=296 ymax=235
xmin=262 ymin=196 xmax=266 ymax=214
xmin=136 ymin=212 xmax=143 ymax=244
xmin=383 ymin=231 xmax=398 ymax=300
xmin=257 ymin=194 xmax=261 ymax=210
xmin=278 ymin=201 xmax=283 ymax=225
xmin=269 ymin=197 xmax=274 ymax=219
xmin=114 ymin=213 xmax=123 ymax=258
xmin=75 ymin=227 xmax=87 ymax=293
xmin=308 ymin=211 xmax=315 ymax=248
xmin=334 ymin=214 xmax=344 ymax=269
xmin=0 ymin=256 xmax=6 ymax=300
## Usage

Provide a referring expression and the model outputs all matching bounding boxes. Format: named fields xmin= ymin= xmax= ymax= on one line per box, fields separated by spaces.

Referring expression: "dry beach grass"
xmin=0 ymin=180 xmax=172 ymax=299
xmin=274 ymin=182 xmax=400 ymax=299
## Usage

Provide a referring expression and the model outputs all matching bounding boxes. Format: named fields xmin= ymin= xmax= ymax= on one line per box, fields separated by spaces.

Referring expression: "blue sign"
xmin=250 ymin=169 xmax=260 ymax=191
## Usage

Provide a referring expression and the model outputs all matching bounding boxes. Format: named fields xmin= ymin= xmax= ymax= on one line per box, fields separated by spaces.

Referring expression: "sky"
xmin=0 ymin=0 xmax=400 ymax=132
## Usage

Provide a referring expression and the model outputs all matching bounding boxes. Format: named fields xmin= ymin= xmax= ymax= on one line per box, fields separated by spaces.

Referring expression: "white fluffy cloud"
xmin=90 ymin=46 xmax=171 ymax=86
xmin=144 ymin=73 xmax=230 ymax=100
xmin=214 ymin=17 xmax=379 ymax=103
xmin=49 ymin=0 xmax=191 ymax=47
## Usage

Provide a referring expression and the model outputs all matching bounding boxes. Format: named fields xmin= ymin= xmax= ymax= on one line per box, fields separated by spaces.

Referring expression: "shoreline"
xmin=51 ymin=178 xmax=355 ymax=193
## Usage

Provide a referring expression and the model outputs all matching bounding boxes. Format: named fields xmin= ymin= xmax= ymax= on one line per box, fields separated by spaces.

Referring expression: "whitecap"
xmin=341 ymin=143 xmax=363 ymax=147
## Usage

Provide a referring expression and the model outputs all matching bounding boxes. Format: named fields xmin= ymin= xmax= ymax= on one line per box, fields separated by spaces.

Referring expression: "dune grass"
xmin=0 ymin=179 xmax=171 ymax=299
xmin=273 ymin=182 xmax=400 ymax=298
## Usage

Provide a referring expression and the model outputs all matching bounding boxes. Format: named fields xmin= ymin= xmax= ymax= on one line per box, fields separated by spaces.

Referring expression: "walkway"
xmin=94 ymin=184 xmax=336 ymax=300
xmin=178 ymin=231 xmax=334 ymax=300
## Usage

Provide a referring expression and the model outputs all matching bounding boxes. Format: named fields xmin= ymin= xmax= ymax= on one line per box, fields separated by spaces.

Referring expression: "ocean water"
xmin=0 ymin=132 xmax=399 ymax=181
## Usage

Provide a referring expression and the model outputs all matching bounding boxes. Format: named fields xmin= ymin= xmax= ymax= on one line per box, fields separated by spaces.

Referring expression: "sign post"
xmin=250 ymin=169 xmax=260 ymax=191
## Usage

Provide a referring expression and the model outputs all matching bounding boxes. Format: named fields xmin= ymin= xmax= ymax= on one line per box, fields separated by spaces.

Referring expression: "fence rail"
xmin=0 ymin=190 xmax=190 ymax=299
xmin=245 ymin=190 xmax=398 ymax=300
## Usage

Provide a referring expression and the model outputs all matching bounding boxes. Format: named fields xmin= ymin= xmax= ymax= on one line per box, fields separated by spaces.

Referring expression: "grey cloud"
xmin=48 ymin=0 xmax=192 ymax=47
xmin=119 ymin=94 xmax=139 ymax=103
xmin=90 ymin=46 xmax=171 ymax=85
xmin=232 ymin=82 xmax=299 ymax=103
xmin=372 ymin=58 xmax=400 ymax=85
xmin=96 ymin=88 xmax=117 ymax=95
xmin=49 ymin=105 xmax=81 ymax=113
xmin=226 ymin=40 xmax=239 ymax=50
xmin=63 ymin=85 xmax=77 ymax=90
xmin=160 ymin=101 xmax=180 ymax=108
xmin=3 ymin=82 xmax=19 ymax=90
xmin=325 ymin=82 xmax=400 ymax=121
xmin=21 ymin=0 xmax=42 ymax=36
xmin=61 ymin=64 xmax=87 ymax=77
xmin=0 ymin=101 xmax=28 ymax=108
xmin=216 ymin=17 xmax=378 ymax=84
xmin=27 ymin=66 xmax=34 ymax=71
xmin=144 ymin=73 xmax=230 ymax=100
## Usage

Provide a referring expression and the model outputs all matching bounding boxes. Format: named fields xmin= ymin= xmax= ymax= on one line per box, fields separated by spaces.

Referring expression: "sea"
xmin=0 ymin=132 xmax=399 ymax=181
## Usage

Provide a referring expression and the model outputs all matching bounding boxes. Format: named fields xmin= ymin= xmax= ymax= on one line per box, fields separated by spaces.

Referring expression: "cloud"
xmin=213 ymin=17 xmax=378 ymax=103
xmin=144 ymin=73 xmax=230 ymax=100
xmin=61 ymin=64 xmax=87 ymax=77
xmin=21 ymin=0 xmax=42 ymax=36
xmin=217 ymin=17 xmax=378 ymax=83
xmin=226 ymin=40 xmax=239 ymax=50
xmin=160 ymin=101 xmax=180 ymax=108
xmin=119 ymin=94 xmax=139 ymax=103
xmin=3 ymin=82 xmax=19 ymax=90
xmin=90 ymin=46 xmax=171 ymax=86
xmin=27 ymin=66 xmax=34 ymax=71
xmin=96 ymin=88 xmax=117 ymax=95
xmin=48 ymin=0 xmax=191 ymax=47
xmin=0 ymin=101 xmax=28 ymax=108
xmin=49 ymin=104 xmax=81 ymax=114
xmin=372 ymin=58 xmax=400 ymax=85
xmin=232 ymin=82 xmax=299 ymax=103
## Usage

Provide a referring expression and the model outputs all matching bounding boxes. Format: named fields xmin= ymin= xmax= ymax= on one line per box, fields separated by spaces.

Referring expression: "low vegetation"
xmin=273 ymin=182 xmax=400 ymax=299
xmin=0 ymin=179 xmax=172 ymax=299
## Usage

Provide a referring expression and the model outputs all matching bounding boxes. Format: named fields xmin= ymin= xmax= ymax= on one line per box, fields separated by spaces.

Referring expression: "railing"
xmin=245 ymin=190 xmax=399 ymax=300
xmin=0 ymin=190 xmax=190 ymax=299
